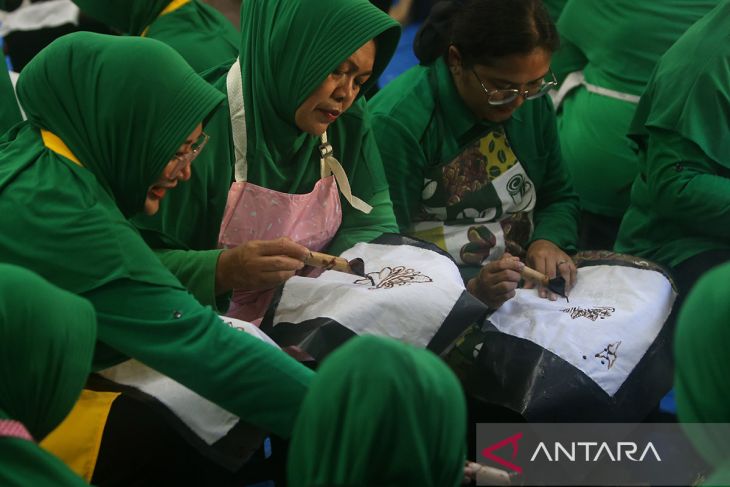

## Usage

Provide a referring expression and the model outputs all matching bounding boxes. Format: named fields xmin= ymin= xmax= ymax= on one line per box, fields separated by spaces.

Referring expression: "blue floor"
xmin=378 ymin=22 xmax=420 ymax=89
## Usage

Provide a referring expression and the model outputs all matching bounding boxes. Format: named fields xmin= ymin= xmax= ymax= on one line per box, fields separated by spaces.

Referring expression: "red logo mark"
xmin=481 ymin=432 xmax=523 ymax=473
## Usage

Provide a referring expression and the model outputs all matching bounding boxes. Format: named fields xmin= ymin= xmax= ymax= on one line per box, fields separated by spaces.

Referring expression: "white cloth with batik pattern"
xmin=487 ymin=265 xmax=675 ymax=396
xmin=271 ymin=242 xmax=465 ymax=347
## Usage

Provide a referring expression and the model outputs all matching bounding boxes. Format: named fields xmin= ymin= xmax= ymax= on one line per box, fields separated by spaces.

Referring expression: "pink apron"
xmin=218 ymin=60 xmax=372 ymax=324
xmin=0 ymin=419 xmax=33 ymax=441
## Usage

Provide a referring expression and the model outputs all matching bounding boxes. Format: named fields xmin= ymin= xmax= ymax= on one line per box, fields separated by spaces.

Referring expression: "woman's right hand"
xmin=215 ymin=237 xmax=309 ymax=294
xmin=467 ymin=253 xmax=524 ymax=310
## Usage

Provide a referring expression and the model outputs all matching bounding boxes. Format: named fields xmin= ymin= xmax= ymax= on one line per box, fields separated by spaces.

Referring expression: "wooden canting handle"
xmin=304 ymin=251 xmax=354 ymax=274
xmin=520 ymin=265 xmax=550 ymax=287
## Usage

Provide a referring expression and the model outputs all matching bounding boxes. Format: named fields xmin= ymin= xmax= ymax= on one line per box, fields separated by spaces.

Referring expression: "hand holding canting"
xmin=522 ymin=239 xmax=576 ymax=300
xmin=467 ymin=253 xmax=524 ymax=310
xmin=215 ymin=237 xmax=308 ymax=294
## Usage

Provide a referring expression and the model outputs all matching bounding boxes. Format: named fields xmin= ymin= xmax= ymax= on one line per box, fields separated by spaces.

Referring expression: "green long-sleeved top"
xmin=1 ymin=68 xmax=22 ymax=136
xmin=614 ymin=1 xmax=730 ymax=268
xmin=370 ymin=58 xmax=579 ymax=267
xmin=552 ymin=0 xmax=720 ymax=217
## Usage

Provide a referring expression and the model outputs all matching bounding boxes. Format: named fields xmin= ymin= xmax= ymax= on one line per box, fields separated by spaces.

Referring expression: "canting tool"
xmin=303 ymin=250 xmax=366 ymax=277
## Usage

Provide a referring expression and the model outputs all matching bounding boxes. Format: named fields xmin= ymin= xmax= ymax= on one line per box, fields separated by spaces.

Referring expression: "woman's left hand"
xmin=523 ymin=239 xmax=576 ymax=300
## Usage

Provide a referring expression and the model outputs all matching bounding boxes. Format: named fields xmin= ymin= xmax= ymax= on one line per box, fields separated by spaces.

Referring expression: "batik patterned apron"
xmin=412 ymin=128 xmax=537 ymax=266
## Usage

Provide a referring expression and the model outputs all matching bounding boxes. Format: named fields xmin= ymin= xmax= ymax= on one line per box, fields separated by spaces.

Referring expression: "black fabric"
xmin=579 ymin=210 xmax=621 ymax=251
xmin=670 ymin=248 xmax=730 ymax=311
xmin=87 ymin=374 xmax=266 ymax=486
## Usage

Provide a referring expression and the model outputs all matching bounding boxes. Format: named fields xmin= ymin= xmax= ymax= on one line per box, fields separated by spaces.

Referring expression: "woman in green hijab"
xmin=132 ymin=0 xmax=402 ymax=321
xmin=71 ymin=0 xmax=238 ymax=72
xmin=614 ymin=0 xmax=730 ymax=304
xmin=675 ymin=261 xmax=730 ymax=486
xmin=0 ymin=264 xmax=96 ymax=486
xmin=0 ymin=29 xmax=312 ymax=448
xmin=288 ymin=336 xmax=467 ymax=487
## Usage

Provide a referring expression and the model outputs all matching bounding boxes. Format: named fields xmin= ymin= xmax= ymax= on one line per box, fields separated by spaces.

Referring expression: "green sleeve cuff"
xmin=154 ymin=248 xmax=223 ymax=309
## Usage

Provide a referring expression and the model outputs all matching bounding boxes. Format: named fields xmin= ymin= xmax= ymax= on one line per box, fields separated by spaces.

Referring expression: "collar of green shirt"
xmin=433 ymin=57 xmax=523 ymax=146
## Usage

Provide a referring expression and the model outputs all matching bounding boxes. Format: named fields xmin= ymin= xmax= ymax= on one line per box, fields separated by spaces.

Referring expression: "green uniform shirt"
xmin=370 ymin=57 xmax=579 ymax=276
xmin=614 ymin=1 xmax=730 ymax=268
xmin=1 ymin=68 xmax=22 ymax=136
xmin=553 ymin=0 xmax=720 ymax=217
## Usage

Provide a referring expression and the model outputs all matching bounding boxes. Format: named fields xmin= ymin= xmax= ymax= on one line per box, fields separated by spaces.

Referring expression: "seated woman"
xmin=675 ymin=261 xmax=730 ymax=487
xmin=0 ymin=264 xmax=96 ymax=487
xmin=614 ymin=0 xmax=730 ymax=303
xmin=288 ymin=336 xmax=467 ymax=487
xmin=0 ymin=32 xmax=312 ymax=481
xmin=131 ymin=0 xmax=402 ymax=322
xmin=552 ymin=0 xmax=720 ymax=250
xmin=369 ymin=0 xmax=579 ymax=310
xmin=71 ymin=0 xmax=238 ymax=72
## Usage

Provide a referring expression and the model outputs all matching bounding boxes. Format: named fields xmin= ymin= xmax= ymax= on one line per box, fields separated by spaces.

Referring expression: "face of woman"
xmin=143 ymin=123 xmax=204 ymax=216
xmin=448 ymin=46 xmax=552 ymax=123
xmin=294 ymin=40 xmax=376 ymax=136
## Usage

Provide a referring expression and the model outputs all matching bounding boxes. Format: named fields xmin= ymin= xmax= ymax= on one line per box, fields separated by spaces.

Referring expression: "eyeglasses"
xmin=167 ymin=131 xmax=209 ymax=178
xmin=471 ymin=69 xmax=557 ymax=106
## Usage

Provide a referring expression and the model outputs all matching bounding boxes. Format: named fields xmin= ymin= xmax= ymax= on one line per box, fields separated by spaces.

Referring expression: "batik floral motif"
xmin=354 ymin=266 xmax=433 ymax=290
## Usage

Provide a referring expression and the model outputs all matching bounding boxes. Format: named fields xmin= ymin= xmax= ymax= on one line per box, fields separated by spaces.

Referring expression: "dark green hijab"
xmin=72 ymin=0 xmax=172 ymax=35
xmin=0 ymin=32 xmax=224 ymax=292
xmin=71 ymin=0 xmax=239 ymax=72
xmin=675 ymin=261 xmax=730 ymax=486
xmin=629 ymin=0 xmax=730 ymax=168
xmin=288 ymin=336 xmax=467 ymax=487
xmin=240 ymin=0 xmax=400 ymax=191
xmin=0 ymin=264 xmax=96 ymax=486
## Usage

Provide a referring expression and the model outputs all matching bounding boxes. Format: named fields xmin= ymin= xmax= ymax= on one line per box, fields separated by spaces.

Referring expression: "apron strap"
xmin=226 ymin=59 xmax=248 ymax=182
xmin=551 ymin=71 xmax=640 ymax=109
xmin=319 ymin=132 xmax=372 ymax=214
xmin=0 ymin=419 xmax=34 ymax=442
xmin=227 ymin=61 xmax=372 ymax=213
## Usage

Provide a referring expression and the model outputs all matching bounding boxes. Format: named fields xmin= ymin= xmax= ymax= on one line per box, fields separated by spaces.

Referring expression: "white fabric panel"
xmin=1 ymin=0 xmax=78 ymax=36
xmin=99 ymin=317 xmax=277 ymax=444
xmin=488 ymin=265 xmax=675 ymax=396
xmin=273 ymin=243 xmax=465 ymax=347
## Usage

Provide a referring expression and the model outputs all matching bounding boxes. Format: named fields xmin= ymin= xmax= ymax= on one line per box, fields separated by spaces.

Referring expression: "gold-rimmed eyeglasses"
xmin=472 ymin=69 xmax=558 ymax=106
xmin=168 ymin=131 xmax=209 ymax=178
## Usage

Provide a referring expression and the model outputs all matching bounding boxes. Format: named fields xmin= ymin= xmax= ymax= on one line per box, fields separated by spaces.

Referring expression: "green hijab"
xmin=0 ymin=264 xmax=95 ymax=486
xmin=675 ymin=261 xmax=730 ymax=486
xmin=71 ymin=0 xmax=239 ymax=72
xmin=288 ymin=336 xmax=467 ymax=487
xmin=240 ymin=0 xmax=400 ymax=192
xmin=0 ymin=32 xmax=224 ymax=293
xmin=0 ymin=68 xmax=22 ymax=135
xmin=629 ymin=0 xmax=730 ymax=168
xmin=72 ymin=0 xmax=169 ymax=34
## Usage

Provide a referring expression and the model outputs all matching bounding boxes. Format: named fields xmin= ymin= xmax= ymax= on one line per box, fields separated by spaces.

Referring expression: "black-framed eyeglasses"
xmin=471 ymin=69 xmax=558 ymax=106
